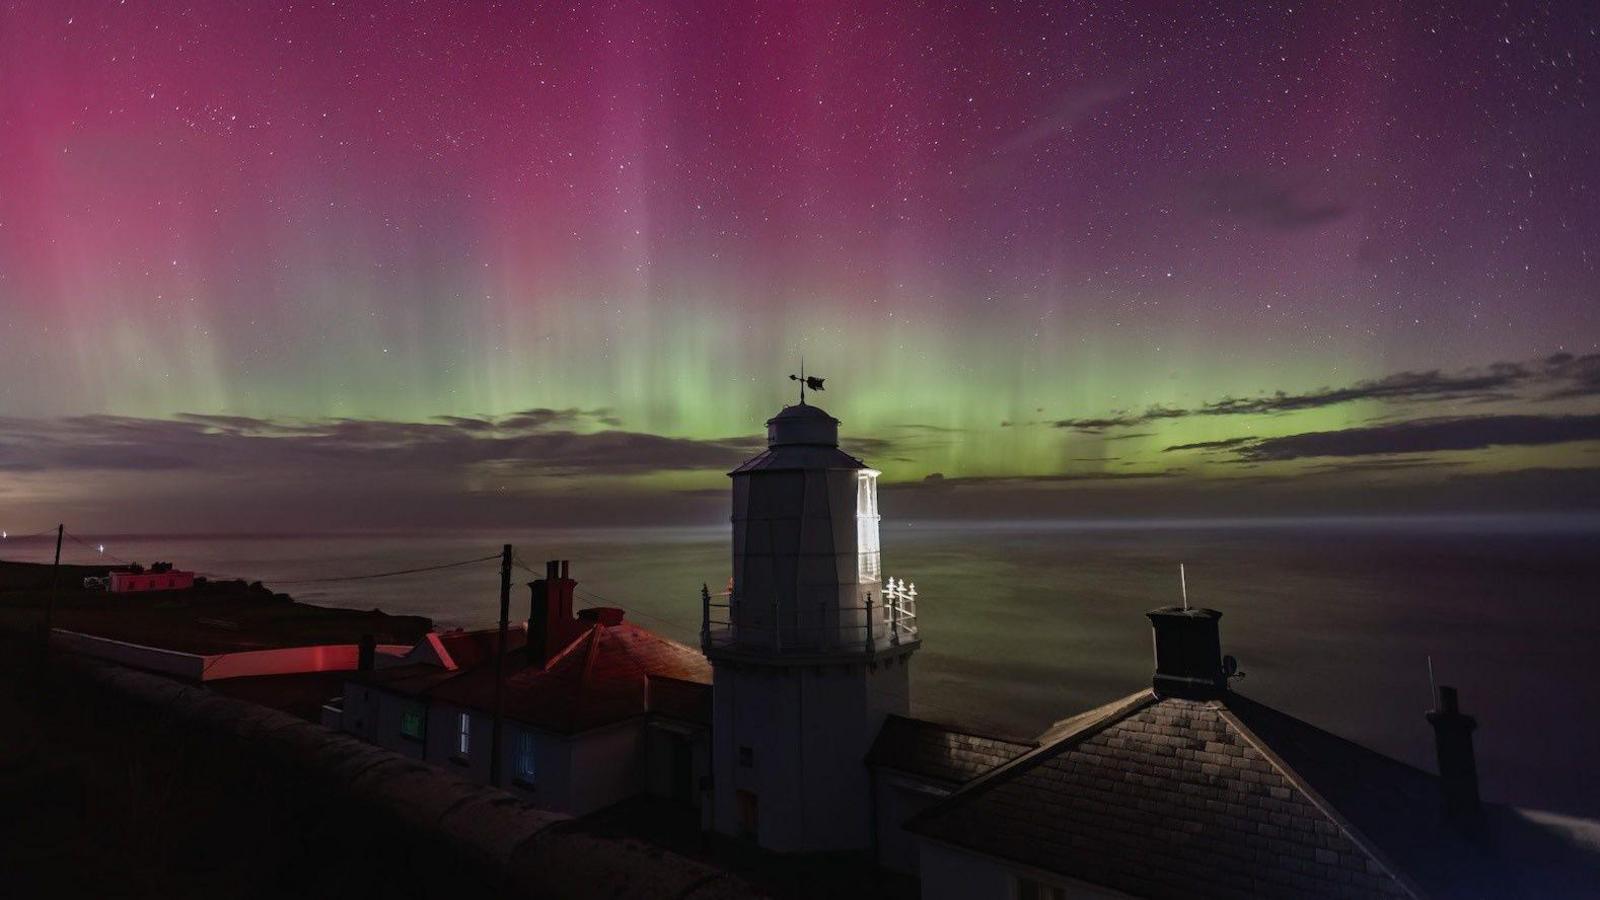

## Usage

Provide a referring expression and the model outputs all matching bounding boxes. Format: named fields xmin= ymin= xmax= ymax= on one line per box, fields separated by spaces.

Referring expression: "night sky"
xmin=1 ymin=1 xmax=1596 ymax=530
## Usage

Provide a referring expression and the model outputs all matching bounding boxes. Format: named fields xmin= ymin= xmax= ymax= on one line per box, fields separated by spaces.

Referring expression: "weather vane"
xmin=789 ymin=357 xmax=825 ymax=404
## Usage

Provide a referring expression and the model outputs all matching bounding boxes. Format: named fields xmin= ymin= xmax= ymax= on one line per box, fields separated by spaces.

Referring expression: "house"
xmin=866 ymin=715 xmax=1037 ymax=873
xmin=334 ymin=560 xmax=713 ymax=818
xmin=904 ymin=606 xmax=1600 ymax=899
xmin=108 ymin=561 xmax=195 ymax=593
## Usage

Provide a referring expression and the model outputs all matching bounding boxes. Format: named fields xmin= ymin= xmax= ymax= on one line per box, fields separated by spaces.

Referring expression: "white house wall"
xmin=567 ymin=718 xmax=648 ymax=817
xmin=338 ymin=688 xmax=676 ymax=818
xmin=338 ymin=684 xmax=428 ymax=761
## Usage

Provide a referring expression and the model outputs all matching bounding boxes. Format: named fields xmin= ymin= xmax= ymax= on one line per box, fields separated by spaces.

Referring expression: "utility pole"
xmin=490 ymin=543 xmax=512 ymax=788
xmin=43 ymin=524 xmax=63 ymax=647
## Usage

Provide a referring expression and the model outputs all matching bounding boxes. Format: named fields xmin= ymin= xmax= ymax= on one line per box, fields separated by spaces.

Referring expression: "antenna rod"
xmin=1180 ymin=563 xmax=1188 ymax=611
xmin=1427 ymin=655 xmax=1437 ymax=707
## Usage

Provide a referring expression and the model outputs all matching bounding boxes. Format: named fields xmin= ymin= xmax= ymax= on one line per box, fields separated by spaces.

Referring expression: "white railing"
xmin=700 ymin=577 xmax=919 ymax=656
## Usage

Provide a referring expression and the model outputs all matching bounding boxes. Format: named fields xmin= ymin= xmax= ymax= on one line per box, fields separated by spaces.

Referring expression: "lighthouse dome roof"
xmin=728 ymin=403 xmax=867 ymax=475
xmin=766 ymin=403 xmax=839 ymax=447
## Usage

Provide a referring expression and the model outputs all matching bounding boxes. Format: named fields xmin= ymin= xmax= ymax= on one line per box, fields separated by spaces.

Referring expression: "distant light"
xmin=1 ymin=530 xmax=7 ymax=539
xmin=98 ymin=544 xmax=105 ymax=554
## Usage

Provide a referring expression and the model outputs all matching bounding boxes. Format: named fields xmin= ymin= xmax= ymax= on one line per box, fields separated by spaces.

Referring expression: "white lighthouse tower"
xmin=701 ymin=394 xmax=920 ymax=852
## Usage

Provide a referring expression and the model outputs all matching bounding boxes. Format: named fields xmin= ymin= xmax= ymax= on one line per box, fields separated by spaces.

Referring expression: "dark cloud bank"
xmin=1054 ymin=353 xmax=1599 ymax=433
xmin=2 ymin=354 xmax=1598 ymax=530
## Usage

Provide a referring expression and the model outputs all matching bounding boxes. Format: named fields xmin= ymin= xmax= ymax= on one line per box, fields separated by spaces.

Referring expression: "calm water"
xmin=6 ymin=514 xmax=1599 ymax=817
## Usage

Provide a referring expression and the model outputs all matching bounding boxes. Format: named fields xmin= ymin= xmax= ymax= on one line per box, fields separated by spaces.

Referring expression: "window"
xmin=400 ymin=705 xmax=424 ymax=741
xmin=856 ymin=470 xmax=881 ymax=582
xmin=738 ymin=746 xmax=754 ymax=768
xmin=1016 ymin=876 xmax=1069 ymax=900
xmin=515 ymin=731 xmax=537 ymax=784
xmin=456 ymin=711 xmax=471 ymax=756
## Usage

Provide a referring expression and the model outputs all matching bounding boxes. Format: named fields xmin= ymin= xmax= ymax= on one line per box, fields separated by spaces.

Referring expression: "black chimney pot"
xmin=1427 ymin=685 xmax=1482 ymax=822
xmin=1146 ymin=606 xmax=1226 ymax=699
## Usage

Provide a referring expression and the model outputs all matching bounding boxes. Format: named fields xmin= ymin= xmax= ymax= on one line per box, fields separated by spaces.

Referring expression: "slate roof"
xmin=414 ymin=622 xmax=712 ymax=734
xmin=909 ymin=689 xmax=1600 ymax=899
xmin=908 ymin=690 xmax=1417 ymax=899
xmin=866 ymin=715 xmax=1037 ymax=786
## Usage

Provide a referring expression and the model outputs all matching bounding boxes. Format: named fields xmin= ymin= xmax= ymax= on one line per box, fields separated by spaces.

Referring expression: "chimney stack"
xmin=1146 ymin=606 xmax=1227 ymax=699
xmin=357 ymin=633 xmax=376 ymax=671
xmin=1427 ymin=685 xmax=1481 ymax=822
xmin=527 ymin=559 xmax=579 ymax=668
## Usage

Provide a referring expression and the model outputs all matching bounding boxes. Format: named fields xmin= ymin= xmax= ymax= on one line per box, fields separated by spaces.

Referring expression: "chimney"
xmin=527 ymin=580 xmax=549 ymax=666
xmin=1427 ymin=685 xmax=1481 ymax=822
xmin=357 ymin=633 xmax=376 ymax=671
xmin=1146 ymin=606 xmax=1226 ymax=699
xmin=528 ymin=560 xmax=583 ymax=667
xmin=558 ymin=559 xmax=575 ymax=622
xmin=527 ymin=560 xmax=560 ymax=668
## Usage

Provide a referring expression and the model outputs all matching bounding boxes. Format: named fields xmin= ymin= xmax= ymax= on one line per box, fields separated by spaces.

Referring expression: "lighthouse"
xmin=701 ymin=395 xmax=920 ymax=852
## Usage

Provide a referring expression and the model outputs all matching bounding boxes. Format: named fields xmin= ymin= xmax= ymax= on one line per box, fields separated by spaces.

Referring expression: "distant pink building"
xmin=109 ymin=563 xmax=194 ymax=593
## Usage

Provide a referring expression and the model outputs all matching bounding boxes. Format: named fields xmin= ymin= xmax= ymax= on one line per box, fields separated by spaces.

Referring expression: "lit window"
xmin=456 ymin=711 xmax=471 ymax=756
xmin=400 ymin=706 xmax=424 ymax=740
xmin=516 ymin=731 xmax=537 ymax=783
xmin=856 ymin=470 xmax=881 ymax=582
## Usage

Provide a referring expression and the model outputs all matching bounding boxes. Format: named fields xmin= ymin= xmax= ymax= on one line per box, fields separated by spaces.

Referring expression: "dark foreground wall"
xmin=1 ymin=650 xmax=758 ymax=899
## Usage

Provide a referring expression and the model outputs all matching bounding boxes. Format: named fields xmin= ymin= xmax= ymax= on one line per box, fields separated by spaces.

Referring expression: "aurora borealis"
xmin=1 ymin=1 xmax=1597 ymax=530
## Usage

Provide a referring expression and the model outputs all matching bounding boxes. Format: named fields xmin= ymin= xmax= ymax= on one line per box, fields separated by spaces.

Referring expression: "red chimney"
xmin=527 ymin=559 xmax=580 ymax=667
xmin=558 ymin=559 xmax=575 ymax=623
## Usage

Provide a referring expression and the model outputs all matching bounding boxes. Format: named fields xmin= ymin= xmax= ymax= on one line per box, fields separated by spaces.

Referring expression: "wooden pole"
xmin=43 ymin=524 xmax=63 ymax=646
xmin=490 ymin=543 xmax=511 ymax=788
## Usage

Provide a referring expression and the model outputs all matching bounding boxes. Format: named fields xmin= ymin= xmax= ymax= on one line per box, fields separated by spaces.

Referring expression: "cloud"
xmin=993 ymin=83 xmax=1133 ymax=157
xmin=0 ymin=411 xmax=761 ymax=478
xmin=1232 ymin=414 xmax=1600 ymax=462
xmin=1541 ymin=353 xmax=1600 ymax=399
xmin=1164 ymin=437 xmax=1256 ymax=453
xmin=1301 ymin=459 xmax=1469 ymax=474
xmin=1055 ymin=355 xmax=1600 ymax=433
xmin=1193 ymin=174 xmax=1348 ymax=230
xmin=893 ymin=470 xmax=1177 ymax=489
xmin=1054 ymin=408 xmax=1186 ymax=433
xmin=1199 ymin=365 xmax=1528 ymax=416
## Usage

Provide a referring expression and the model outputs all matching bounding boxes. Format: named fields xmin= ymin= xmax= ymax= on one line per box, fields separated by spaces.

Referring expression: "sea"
xmin=5 ymin=513 xmax=1599 ymax=819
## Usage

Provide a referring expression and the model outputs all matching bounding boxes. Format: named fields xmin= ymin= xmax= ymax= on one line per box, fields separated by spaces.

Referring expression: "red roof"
xmin=423 ymin=622 xmax=711 ymax=734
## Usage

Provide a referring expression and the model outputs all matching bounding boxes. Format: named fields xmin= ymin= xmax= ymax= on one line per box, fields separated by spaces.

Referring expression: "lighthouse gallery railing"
xmin=700 ymin=577 xmax=918 ymax=655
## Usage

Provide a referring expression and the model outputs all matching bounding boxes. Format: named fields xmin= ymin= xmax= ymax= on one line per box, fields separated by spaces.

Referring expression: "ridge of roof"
xmin=537 ymin=623 xmax=598 ymax=674
xmin=573 ymin=625 xmax=605 ymax=708
xmin=1216 ymin=702 xmax=1424 ymax=900
xmin=905 ymin=689 xmax=1155 ymax=833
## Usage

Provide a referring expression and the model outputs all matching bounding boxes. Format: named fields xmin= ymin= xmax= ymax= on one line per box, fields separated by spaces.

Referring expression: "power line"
xmin=262 ymin=553 xmax=502 ymax=585
xmin=62 ymin=530 xmax=136 ymax=566
xmin=0 ymin=526 xmax=62 ymax=541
